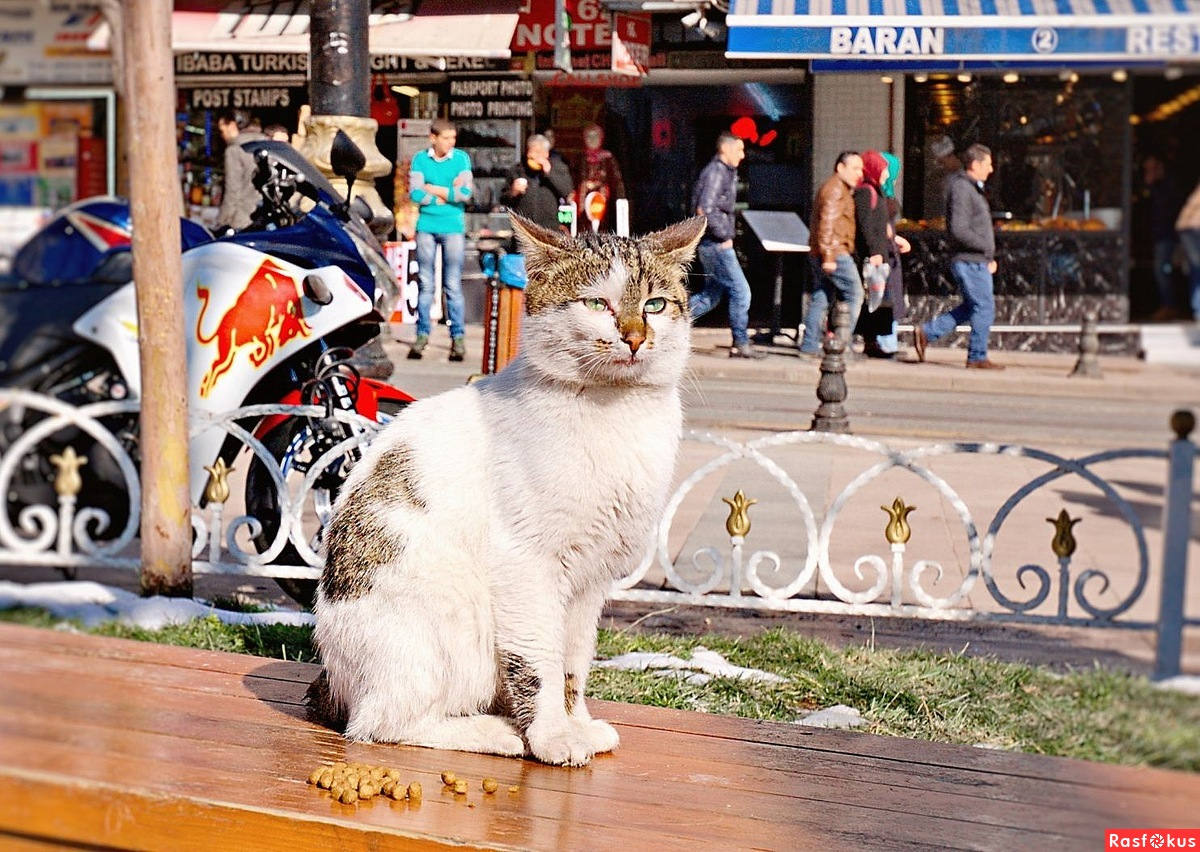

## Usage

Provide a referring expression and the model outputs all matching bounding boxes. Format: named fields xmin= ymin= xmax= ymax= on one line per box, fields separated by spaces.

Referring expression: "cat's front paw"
xmin=582 ymin=718 xmax=620 ymax=754
xmin=527 ymin=718 xmax=595 ymax=767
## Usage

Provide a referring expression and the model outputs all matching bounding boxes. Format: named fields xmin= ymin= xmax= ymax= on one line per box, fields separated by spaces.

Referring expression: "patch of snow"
xmin=1155 ymin=675 xmax=1200 ymax=696
xmin=0 ymin=581 xmax=314 ymax=630
xmin=595 ymin=646 xmax=786 ymax=684
xmin=795 ymin=704 xmax=865 ymax=729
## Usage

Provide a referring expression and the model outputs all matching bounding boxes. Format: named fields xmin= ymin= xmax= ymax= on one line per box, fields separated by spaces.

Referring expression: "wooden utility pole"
xmin=121 ymin=0 xmax=193 ymax=596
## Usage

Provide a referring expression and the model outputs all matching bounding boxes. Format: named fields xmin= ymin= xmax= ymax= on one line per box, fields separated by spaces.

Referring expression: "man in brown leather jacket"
xmin=799 ymin=152 xmax=865 ymax=354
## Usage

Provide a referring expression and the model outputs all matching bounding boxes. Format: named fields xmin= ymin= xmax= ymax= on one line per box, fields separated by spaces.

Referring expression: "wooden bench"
xmin=1 ymin=622 xmax=1196 ymax=850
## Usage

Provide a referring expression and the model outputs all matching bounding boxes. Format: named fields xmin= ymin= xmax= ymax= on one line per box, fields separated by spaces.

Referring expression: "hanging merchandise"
xmin=370 ymin=75 xmax=399 ymax=127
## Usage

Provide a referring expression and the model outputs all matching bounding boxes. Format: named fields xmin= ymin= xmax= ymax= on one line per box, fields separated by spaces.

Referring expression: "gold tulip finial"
xmin=882 ymin=497 xmax=916 ymax=545
xmin=722 ymin=490 xmax=757 ymax=538
xmin=1047 ymin=509 xmax=1081 ymax=558
xmin=48 ymin=446 xmax=87 ymax=498
xmin=203 ymin=458 xmax=234 ymax=505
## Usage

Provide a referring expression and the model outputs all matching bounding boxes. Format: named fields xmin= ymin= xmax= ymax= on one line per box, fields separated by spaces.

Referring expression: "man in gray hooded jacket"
xmin=689 ymin=132 xmax=765 ymax=358
xmin=913 ymin=143 xmax=1004 ymax=369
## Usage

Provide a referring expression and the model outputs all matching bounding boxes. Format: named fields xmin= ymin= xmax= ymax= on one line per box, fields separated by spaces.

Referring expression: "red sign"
xmin=611 ymin=12 xmax=650 ymax=76
xmin=512 ymin=0 xmax=613 ymax=52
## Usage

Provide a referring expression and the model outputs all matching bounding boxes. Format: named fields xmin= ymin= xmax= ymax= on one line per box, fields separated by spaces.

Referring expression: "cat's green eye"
xmin=643 ymin=297 xmax=668 ymax=314
xmin=584 ymin=297 xmax=609 ymax=312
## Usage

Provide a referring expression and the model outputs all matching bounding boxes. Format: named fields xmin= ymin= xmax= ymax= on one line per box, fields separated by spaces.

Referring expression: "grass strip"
xmin=3 ymin=608 xmax=1196 ymax=771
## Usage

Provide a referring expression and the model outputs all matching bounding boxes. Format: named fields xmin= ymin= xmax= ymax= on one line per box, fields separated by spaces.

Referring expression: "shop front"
xmin=726 ymin=0 xmax=1200 ymax=349
xmin=0 ymin=3 xmax=115 ymax=268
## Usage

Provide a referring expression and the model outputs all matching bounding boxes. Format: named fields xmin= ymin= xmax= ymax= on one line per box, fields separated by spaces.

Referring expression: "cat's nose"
xmin=622 ymin=330 xmax=646 ymax=354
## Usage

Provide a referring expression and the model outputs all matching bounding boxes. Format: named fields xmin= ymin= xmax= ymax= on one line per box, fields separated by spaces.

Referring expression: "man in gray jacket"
xmin=216 ymin=110 xmax=266 ymax=232
xmin=913 ymin=143 xmax=1004 ymax=369
xmin=690 ymin=132 xmax=764 ymax=358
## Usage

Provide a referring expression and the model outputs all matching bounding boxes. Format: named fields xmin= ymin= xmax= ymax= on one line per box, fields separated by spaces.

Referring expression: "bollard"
xmin=811 ymin=301 xmax=850 ymax=433
xmin=1069 ymin=309 xmax=1102 ymax=378
xmin=1154 ymin=409 xmax=1195 ymax=680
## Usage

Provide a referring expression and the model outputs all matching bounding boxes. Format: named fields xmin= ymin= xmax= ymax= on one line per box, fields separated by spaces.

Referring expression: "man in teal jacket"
xmin=409 ymin=118 xmax=474 ymax=361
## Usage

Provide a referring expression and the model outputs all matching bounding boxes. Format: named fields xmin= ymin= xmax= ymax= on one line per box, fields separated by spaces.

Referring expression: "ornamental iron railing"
xmin=0 ymin=389 xmax=1194 ymax=678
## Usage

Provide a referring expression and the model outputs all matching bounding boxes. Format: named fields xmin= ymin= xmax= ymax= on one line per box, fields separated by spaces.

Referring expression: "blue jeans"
xmin=1153 ymin=237 xmax=1178 ymax=310
xmin=923 ymin=260 xmax=995 ymax=363
xmin=799 ymin=254 xmax=863 ymax=353
xmin=415 ymin=231 xmax=466 ymax=338
xmin=1179 ymin=229 xmax=1200 ymax=318
xmin=691 ymin=241 xmax=752 ymax=347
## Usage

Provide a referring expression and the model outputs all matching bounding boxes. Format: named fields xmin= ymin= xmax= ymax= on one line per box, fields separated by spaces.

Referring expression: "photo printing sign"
xmin=447 ymin=78 xmax=535 ymax=120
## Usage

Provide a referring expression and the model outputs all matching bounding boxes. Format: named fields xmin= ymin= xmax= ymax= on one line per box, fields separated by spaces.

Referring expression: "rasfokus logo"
xmin=1107 ymin=829 xmax=1200 ymax=849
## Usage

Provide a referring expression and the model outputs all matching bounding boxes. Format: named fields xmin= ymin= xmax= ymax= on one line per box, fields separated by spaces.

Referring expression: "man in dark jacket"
xmin=913 ymin=143 xmax=1002 ymax=369
xmin=799 ymin=151 xmax=864 ymax=354
xmin=690 ymin=132 xmax=764 ymax=358
xmin=503 ymin=134 xmax=574 ymax=231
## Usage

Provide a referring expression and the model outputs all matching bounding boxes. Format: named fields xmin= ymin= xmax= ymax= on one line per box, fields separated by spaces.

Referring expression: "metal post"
xmin=123 ymin=0 xmax=192 ymax=596
xmin=1155 ymin=409 xmax=1195 ymax=680
xmin=1069 ymin=310 xmax=1102 ymax=378
xmin=302 ymin=0 xmax=394 ymax=236
xmin=810 ymin=301 xmax=850 ymax=433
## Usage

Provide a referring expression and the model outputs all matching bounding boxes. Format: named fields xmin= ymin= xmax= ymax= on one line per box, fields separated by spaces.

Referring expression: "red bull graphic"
xmin=196 ymin=258 xmax=313 ymax=398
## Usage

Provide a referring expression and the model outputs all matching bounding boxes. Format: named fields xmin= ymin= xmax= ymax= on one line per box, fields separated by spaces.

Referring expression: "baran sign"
xmin=830 ymin=27 xmax=944 ymax=55
xmin=728 ymin=20 xmax=1200 ymax=60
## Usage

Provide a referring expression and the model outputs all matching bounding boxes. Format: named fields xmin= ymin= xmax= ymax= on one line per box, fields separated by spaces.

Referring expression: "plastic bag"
xmin=862 ymin=260 xmax=891 ymax=313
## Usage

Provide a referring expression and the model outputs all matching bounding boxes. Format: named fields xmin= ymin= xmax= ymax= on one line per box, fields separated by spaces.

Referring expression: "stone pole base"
xmin=298 ymin=113 xmax=394 ymax=239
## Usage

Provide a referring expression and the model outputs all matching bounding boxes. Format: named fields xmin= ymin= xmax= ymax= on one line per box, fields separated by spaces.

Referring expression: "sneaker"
xmin=729 ymin=343 xmax=767 ymax=359
xmin=965 ymin=358 xmax=1005 ymax=370
xmin=449 ymin=336 xmax=467 ymax=362
xmin=407 ymin=333 xmax=428 ymax=360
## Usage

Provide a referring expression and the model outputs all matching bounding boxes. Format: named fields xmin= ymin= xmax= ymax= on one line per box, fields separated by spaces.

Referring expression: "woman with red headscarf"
xmin=854 ymin=150 xmax=895 ymax=358
xmin=576 ymin=123 xmax=626 ymax=232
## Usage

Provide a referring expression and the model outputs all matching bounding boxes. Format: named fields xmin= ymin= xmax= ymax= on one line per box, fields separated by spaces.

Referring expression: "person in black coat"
xmin=502 ymin=134 xmax=574 ymax=232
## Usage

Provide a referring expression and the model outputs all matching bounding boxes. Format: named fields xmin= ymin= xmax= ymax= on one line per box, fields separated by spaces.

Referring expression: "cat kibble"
xmin=481 ymin=778 xmax=499 ymax=793
xmin=440 ymin=771 xmax=457 ymax=786
xmin=307 ymin=767 xmax=323 ymax=785
xmin=317 ymin=770 xmax=334 ymax=789
xmin=407 ymin=781 xmax=423 ymax=801
xmin=452 ymin=779 xmax=469 ymax=795
xmin=508 ymin=786 xmax=519 ymax=793
xmin=359 ymin=783 xmax=380 ymax=799
xmin=338 ymin=788 xmax=358 ymax=805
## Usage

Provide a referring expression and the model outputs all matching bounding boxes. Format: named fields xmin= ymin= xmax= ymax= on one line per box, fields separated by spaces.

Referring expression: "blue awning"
xmin=726 ymin=0 xmax=1200 ymax=62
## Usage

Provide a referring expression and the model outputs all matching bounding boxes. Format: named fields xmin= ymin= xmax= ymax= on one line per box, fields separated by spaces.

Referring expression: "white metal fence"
xmin=0 ymin=389 xmax=1194 ymax=678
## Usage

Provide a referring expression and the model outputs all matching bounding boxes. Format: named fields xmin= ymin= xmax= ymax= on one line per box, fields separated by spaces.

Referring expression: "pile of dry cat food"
xmin=306 ymin=761 xmax=517 ymax=807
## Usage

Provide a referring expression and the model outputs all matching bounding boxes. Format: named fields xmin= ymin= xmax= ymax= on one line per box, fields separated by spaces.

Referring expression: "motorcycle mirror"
xmin=350 ymin=195 xmax=374 ymax=225
xmin=330 ymin=129 xmax=365 ymax=189
xmin=302 ymin=273 xmax=334 ymax=306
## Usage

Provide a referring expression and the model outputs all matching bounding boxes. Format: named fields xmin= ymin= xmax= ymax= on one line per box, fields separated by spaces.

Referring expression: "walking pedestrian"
xmin=1177 ymin=178 xmax=1200 ymax=321
xmin=799 ymin=152 xmax=864 ymax=355
xmin=1144 ymin=154 xmax=1184 ymax=320
xmin=912 ymin=143 xmax=1003 ymax=369
xmin=853 ymin=151 xmax=892 ymax=358
xmin=689 ymin=132 xmax=765 ymax=359
xmin=215 ymin=109 xmax=266 ymax=231
xmin=408 ymin=118 xmax=474 ymax=362
xmin=863 ymin=151 xmax=912 ymax=357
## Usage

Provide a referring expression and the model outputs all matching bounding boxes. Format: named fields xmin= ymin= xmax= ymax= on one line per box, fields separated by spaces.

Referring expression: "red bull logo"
xmin=196 ymin=258 xmax=313 ymax=398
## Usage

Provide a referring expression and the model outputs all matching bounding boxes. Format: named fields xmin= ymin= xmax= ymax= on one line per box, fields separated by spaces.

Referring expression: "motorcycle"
xmin=0 ymin=131 xmax=413 ymax=605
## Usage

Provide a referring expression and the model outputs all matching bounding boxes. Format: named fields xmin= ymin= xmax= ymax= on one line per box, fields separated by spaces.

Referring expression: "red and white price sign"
xmin=611 ymin=12 xmax=650 ymax=77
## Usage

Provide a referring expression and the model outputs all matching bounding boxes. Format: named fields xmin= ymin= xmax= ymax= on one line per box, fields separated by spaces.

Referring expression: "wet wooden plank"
xmin=0 ymin=623 xmax=1194 ymax=850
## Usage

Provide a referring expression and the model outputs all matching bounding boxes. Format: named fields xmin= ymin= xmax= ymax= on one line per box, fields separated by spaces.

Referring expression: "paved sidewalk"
xmin=385 ymin=321 xmax=1200 ymax=404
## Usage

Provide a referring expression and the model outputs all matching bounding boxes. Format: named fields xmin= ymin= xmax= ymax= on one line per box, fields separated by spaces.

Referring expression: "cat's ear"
xmin=644 ymin=215 xmax=707 ymax=270
xmin=509 ymin=212 xmax=571 ymax=269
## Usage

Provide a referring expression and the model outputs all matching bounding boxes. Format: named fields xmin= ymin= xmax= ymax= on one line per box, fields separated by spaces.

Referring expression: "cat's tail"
xmin=305 ymin=669 xmax=348 ymax=733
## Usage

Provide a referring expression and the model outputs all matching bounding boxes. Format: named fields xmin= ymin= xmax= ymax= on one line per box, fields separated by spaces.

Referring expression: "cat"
xmin=309 ymin=212 xmax=706 ymax=767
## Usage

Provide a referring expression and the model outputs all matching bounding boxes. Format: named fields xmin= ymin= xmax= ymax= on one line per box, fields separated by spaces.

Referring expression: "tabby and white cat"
xmin=311 ymin=213 xmax=706 ymax=766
